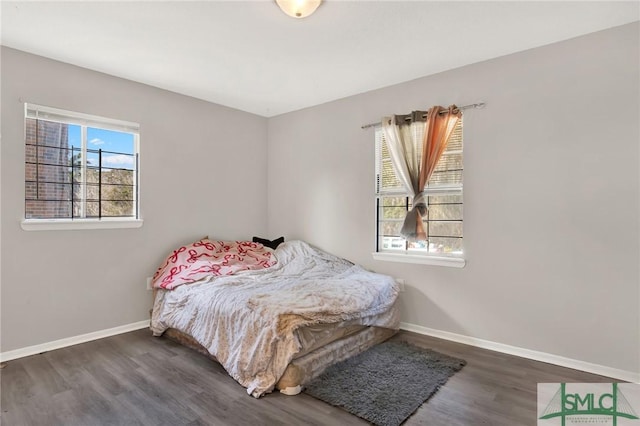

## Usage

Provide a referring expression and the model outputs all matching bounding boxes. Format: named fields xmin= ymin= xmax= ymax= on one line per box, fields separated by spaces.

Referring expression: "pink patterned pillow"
xmin=152 ymin=239 xmax=276 ymax=290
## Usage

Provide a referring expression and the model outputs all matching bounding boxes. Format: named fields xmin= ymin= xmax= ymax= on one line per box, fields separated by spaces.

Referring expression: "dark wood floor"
xmin=0 ymin=329 xmax=616 ymax=426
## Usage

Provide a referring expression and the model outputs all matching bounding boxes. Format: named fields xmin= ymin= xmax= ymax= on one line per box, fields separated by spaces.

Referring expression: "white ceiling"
xmin=1 ymin=1 xmax=638 ymax=117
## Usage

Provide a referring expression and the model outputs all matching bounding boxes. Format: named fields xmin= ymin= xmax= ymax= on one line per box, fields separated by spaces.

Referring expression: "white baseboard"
xmin=400 ymin=322 xmax=640 ymax=383
xmin=2 ymin=319 xmax=637 ymax=383
xmin=0 ymin=320 xmax=150 ymax=363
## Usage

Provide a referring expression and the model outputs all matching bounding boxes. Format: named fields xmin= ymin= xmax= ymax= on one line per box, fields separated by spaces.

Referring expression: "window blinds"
xmin=25 ymin=103 xmax=139 ymax=134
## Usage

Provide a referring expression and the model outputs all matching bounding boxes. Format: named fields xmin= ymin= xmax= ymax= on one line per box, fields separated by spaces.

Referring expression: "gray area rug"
xmin=303 ymin=340 xmax=466 ymax=426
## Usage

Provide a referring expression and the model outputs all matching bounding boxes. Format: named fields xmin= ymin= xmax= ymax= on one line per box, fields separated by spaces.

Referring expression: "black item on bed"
xmin=252 ymin=236 xmax=285 ymax=249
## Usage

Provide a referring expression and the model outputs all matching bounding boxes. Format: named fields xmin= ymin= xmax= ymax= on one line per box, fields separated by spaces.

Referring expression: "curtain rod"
xmin=360 ymin=102 xmax=486 ymax=129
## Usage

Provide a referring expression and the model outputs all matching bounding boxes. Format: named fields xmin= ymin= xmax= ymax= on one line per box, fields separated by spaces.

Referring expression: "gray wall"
xmin=267 ymin=23 xmax=639 ymax=373
xmin=1 ymin=47 xmax=268 ymax=352
xmin=2 ymin=23 xmax=638 ymax=375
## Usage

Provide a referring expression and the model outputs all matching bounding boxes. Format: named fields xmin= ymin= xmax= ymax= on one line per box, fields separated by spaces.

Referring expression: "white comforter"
xmin=150 ymin=240 xmax=399 ymax=397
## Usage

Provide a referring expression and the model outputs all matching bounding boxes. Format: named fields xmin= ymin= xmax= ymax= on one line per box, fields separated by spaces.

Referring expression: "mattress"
xmin=293 ymin=322 xmax=366 ymax=359
xmin=163 ymin=321 xmax=366 ymax=362
xmin=276 ymin=326 xmax=397 ymax=391
xmin=163 ymin=323 xmax=398 ymax=393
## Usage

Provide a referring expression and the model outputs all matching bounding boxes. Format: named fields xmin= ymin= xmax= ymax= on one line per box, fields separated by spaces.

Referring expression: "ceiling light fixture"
xmin=275 ymin=0 xmax=322 ymax=19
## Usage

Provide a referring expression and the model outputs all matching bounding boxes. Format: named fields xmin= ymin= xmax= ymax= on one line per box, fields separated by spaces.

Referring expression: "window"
xmin=23 ymin=104 xmax=141 ymax=230
xmin=374 ymin=118 xmax=463 ymax=264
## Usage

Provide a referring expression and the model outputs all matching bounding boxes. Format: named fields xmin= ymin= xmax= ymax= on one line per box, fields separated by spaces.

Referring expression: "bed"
xmin=150 ymin=239 xmax=400 ymax=398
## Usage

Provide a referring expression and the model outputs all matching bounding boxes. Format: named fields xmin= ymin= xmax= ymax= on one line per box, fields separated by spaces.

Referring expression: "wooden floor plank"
xmin=0 ymin=328 xmax=622 ymax=425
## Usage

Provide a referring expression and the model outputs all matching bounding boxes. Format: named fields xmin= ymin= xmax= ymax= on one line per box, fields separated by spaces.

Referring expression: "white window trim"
xmin=24 ymin=103 xmax=140 ymax=225
xmin=372 ymin=251 xmax=465 ymax=268
xmin=21 ymin=218 xmax=144 ymax=231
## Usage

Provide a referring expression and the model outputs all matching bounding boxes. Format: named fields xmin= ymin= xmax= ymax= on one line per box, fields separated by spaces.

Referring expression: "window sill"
xmin=372 ymin=252 xmax=465 ymax=268
xmin=21 ymin=218 xmax=143 ymax=231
